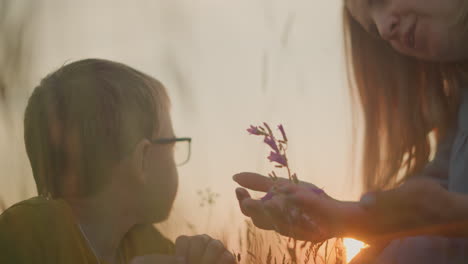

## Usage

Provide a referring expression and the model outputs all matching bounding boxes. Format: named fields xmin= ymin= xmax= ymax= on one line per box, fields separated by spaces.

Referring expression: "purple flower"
xmin=267 ymin=151 xmax=287 ymax=166
xmin=309 ymin=187 xmax=325 ymax=195
xmin=263 ymin=122 xmax=273 ymax=136
xmin=264 ymin=136 xmax=279 ymax=152
xmin=261 ymin=191 xmax=274 ymax=202
xmin=247 ymin=125 xmax=262 ymax=135
xmin=278 ymin=124 xmax=288 ymax=142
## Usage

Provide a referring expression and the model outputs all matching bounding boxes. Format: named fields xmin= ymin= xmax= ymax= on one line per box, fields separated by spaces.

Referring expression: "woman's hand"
xmin=233 ymin=172 xmax=363 ymax=243
xmin=276 ymin=176 xmax=467 ymax=244
xmin=175 ymin=234 xmax=236 ymax=264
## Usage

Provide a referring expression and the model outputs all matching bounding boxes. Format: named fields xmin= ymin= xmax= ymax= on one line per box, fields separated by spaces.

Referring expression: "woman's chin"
xmin=424 ymin=38 xmax=468 ymax=62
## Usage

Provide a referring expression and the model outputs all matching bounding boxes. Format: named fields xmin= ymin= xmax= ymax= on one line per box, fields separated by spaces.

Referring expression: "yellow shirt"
xmin=0 ymin=197 xmax=174 ymax=264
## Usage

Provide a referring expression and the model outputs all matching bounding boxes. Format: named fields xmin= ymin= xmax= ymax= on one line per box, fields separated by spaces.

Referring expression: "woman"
xmin=234 ymin=0 xmax=468 ymax=263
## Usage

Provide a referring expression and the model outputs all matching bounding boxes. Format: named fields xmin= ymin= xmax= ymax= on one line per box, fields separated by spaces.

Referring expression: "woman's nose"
xmin=377 ymin=15 xmax=399 ymax=40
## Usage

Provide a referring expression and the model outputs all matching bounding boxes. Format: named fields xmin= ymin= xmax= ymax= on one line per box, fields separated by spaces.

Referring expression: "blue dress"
xmin=373 ymin=89 xmax=468 ymax=263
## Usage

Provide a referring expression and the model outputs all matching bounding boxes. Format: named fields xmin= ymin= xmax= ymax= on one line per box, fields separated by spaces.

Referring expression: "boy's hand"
xmin=175 ymin=234 xmax=236 ymax=264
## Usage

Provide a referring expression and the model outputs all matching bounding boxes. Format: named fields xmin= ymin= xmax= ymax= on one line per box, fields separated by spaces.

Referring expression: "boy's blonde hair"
xmin=24 ymin=59 xmax=170 ymax=198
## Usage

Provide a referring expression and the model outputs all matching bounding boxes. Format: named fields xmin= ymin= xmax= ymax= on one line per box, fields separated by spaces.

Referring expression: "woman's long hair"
xmin=343 ymin=7 xmax=464 ymax=192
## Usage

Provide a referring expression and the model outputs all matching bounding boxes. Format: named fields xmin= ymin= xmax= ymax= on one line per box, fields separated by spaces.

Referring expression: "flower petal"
xmin=267 ymin=151 xmax=288 ymax=166
xmin=264 ymin=136 xmax=279 ymax=152
xmin=247 ymin=125 xmax=262 ymax=135
xmin=278 ymin=124 xmax=288 ymax=142
xmin=261 ymin=191 xmax=275 ymax=202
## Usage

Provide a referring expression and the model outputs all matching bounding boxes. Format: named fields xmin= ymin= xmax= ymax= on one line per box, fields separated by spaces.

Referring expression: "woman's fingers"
xmin=276 ymin=183 xmax=301 ymax=195
xmin=233 ymin=172 xmax=288 ymax=192
xmin=235 ymin=188 xmax=252 ymax=217
xmin=235 ymin=187 xmax=251 ymax=201
xmin=235 ymin=187 xmax=278 ymax=230
xmin=233 ymin=172 xmax=273 ymax=192
xmin=263 ymin=196 xmax=323 ymax=241
xmin=239 ymin=193 xmax=283 ymax=231
xmin=242 ymin=198 xmax=276 ymax=230
xmin=284 ymin=189 xmax=323 ymax=212
xmin=234 ymin=174 xmax=338 ymax=242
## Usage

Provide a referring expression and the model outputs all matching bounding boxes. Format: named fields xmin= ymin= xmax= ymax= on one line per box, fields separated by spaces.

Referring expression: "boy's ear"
xmin=131 ymin=138 xmax=151 ymax=184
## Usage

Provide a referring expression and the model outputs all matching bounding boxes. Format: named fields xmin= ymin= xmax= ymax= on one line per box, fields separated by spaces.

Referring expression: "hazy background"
xmin=0 ymin=0 xmax=362 ymax=259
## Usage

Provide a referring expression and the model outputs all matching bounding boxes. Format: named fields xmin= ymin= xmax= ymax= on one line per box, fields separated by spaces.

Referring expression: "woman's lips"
xmin=403 ymin=19 xmax=418 ymax=50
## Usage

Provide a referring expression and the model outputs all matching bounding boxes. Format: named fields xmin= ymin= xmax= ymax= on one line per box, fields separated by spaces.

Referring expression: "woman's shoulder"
xmin=457 ymin=87 xmax=468 ymax=131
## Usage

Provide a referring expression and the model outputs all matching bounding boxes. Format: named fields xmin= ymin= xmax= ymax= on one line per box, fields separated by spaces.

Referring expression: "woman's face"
xmin=346 ymin=0 xmax=468 ymax=61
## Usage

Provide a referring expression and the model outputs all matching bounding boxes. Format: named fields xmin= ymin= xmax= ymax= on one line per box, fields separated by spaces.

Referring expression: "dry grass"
xmin=0 ymin=197 xmax=5 ymax=213
xmin=229 ymin=220 xmax=346 ymax=264
xmin=0 ymin=0 xmax=37 ymax=108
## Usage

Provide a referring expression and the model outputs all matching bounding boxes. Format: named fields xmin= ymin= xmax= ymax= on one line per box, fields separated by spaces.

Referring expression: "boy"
xmin=0 ymin=59 xmax=235 ymax=264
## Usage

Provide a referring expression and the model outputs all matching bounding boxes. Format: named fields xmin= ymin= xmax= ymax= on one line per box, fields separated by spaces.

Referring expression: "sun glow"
xmin=343 ymin=238 xmax=366 ymax=263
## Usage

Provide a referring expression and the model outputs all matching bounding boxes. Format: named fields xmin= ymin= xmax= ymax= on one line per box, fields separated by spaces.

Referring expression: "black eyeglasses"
xmin=151 ymin=137 xmax=192 ymax=166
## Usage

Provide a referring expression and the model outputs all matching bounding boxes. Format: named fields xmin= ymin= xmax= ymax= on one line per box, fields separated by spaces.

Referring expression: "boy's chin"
xmin=142 ymin=207 xmax=172 ymax=224
xmin=153 ymin=212 xmax=171 ymax=223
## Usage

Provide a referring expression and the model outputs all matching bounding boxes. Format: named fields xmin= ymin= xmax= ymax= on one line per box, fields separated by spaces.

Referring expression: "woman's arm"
xmin=345 ymin=177 xmax=468 ymax=244
xmin=410 ymin=128 xmax=456 ymax=188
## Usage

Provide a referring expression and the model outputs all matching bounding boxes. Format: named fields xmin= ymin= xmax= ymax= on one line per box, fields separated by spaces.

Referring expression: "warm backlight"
xmin=343 ymin=238 xmax=365 ymax=263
